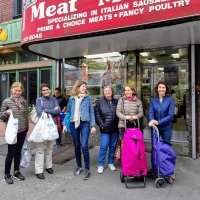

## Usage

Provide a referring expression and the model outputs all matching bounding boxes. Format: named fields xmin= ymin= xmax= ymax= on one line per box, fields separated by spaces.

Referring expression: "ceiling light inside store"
xmin=171 ymin=53 xmax=180 ymax=59
xmin=140 ymin=52 xmax=150 ymax=57
xmin=148 ymin=58 xmax=158 ymax=63
xmin=158 ymin=67 xmax=164 ymax=71
xmin=84 ymin=52 xmax=121 ymax=59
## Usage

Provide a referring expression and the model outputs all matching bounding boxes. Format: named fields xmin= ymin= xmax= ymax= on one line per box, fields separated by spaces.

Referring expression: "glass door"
xmin=139 ymin=47 xmax=190 ymax=155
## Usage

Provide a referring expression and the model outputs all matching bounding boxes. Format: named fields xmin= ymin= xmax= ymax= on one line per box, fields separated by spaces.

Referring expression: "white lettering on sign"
xmin=31 ymin=0 xmax=78 ymax=21
xmin=98 ymin=0 xmax=122 ymax=6
xmin=149 ymin=0 xmax=190 ymax=12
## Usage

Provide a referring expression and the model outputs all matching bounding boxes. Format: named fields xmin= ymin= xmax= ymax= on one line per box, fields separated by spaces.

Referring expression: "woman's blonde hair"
xmin=71 ymin=80 xmax=88 ymax=96
xmin=10 ymin=82 xmax=24 ymax=92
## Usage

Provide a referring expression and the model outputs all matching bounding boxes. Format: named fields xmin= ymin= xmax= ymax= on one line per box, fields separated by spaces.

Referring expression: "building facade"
xmin=0 ymin=0 xmax=57 ymax=106
xmin=15 ymin=0 xmax=200 ymax=158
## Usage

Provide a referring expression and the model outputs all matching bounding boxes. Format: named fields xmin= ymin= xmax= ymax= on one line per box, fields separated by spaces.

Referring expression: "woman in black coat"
xmin=95 ymin=86 xmax=119 ymax=174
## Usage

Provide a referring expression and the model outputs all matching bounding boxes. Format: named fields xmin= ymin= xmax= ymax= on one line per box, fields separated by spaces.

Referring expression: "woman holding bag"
xmin=0 ymin=82 xmax=29 ymax=184
xmin=66 ymin=80 xmax=96 ymax=180
xmin=34 ymin=83 xmax=60 ymax=180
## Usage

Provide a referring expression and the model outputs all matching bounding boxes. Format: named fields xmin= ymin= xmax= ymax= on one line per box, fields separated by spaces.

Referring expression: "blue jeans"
xmin=70 ymin=121 xmax=90 ymax=170
xmin=98 ymin=132 xmax=119 ymax=166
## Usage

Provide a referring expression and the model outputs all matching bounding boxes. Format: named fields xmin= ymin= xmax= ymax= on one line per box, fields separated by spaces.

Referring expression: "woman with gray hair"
xmin=95 ymin=86 xmax=119 ymax=174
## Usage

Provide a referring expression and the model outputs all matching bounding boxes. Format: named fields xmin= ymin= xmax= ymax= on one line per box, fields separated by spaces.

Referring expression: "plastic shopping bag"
xmin=43 ymin=114 xmax=59 ymax=141
xmin=20 ymin=140 xmax=31 ymax=168
xmin=30 ymin=105 xmax=39 ymax=124
xmin=28 ymin=112 xmax=46 ymax=143
xmin=5 ymin=112 xmax=18 ymax=144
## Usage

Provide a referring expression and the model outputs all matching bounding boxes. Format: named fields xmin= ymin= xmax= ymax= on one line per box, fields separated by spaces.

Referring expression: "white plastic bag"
xmin=28 ymin=112 xmax=45 ymax=143
xmin=5 ymin=112 xmax=18 ymax=144
xmin=42 ymin=114 xmax=59 ymax=141
xmin=20 ymin=140 xmax=31 ymax=168
xmin=30 ymin=105 xmax=39 ymax=124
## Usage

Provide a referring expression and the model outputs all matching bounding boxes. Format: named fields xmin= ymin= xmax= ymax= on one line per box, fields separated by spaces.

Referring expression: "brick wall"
xmin=0 ymin=0 xmax=13 ymax=23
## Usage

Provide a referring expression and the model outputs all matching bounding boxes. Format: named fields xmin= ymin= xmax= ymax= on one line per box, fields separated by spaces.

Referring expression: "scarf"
xmin=73 ymin=95 xmax=85 ymax=128
xmin=11 ymin=96 xmax=25 ymax=109
xmin=123 ymin=95 xmax=137 ymax=102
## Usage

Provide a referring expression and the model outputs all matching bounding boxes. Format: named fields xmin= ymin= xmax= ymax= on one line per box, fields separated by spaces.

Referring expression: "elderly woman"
xmin=95 ymin=86 xmax=119 ymax=174
xmin=0 ymin=82 xmax=29 ymax=184
xmin=116 ymin=86 xmax=144 ymax=137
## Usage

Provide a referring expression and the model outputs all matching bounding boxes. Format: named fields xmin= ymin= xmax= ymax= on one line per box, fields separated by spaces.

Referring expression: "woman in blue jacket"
xmin=66 ymin=80 xmax=96 ymax=180
xmin=148 ymin=81 xmax=175 ymax=183
xmin=149 ymin=81 xmax=175 ymax=144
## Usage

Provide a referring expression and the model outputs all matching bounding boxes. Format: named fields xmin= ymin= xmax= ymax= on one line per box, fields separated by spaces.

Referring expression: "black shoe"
xmin=4 ymin=174 xmax=14 ymax=184
xmin=46 ymin=168 xmax=54 ymax=174
xmin=82 ymin=169 xmax=91 ymax=180
xmin=36 ymin=173 xmax=45 ymax=180
xmin=14 ymin=171 xmax=25 ymax=181
xmin=73 ymin=167 xmax=83 ymax=176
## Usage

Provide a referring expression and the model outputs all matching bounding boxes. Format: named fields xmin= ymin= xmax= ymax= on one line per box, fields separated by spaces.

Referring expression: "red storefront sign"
xmin=22 ymin=0 xmax=200 ymax=43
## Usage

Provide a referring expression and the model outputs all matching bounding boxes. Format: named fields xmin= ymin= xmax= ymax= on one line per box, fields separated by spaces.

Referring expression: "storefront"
xmin=21 ymin=0 xmax=200 ymax=158
xmin=0 ymin=18 xmax=57 ymax=105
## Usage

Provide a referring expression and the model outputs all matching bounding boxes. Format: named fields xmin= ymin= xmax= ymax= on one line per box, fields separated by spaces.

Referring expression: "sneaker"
xmin=14 ymin=171 xmax=25 ymax=181
xmin=82 ymin=169 xmax=91 ymax=180
xmin=4 ymin=174 xmax=14 ymax=184
xmin=97 ymin=166 xmax=104 ymax=174
xmin=73 ymin=167 xmax=83 ymax=176
xmin=108 ymin=164 xmax=116 ymax=171
xmin=35 ymin=173 xmax=45 ymax=180
xmin=46 ymin=168 xmax=54 ymax=174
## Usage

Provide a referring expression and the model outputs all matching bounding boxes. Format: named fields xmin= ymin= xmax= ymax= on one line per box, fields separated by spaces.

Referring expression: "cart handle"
xmin=125 ymin=118 xmax=140 ymax=129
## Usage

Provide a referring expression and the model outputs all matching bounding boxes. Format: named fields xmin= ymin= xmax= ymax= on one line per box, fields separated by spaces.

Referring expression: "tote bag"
xmin=5 ymin=112 xmax=18 ymax=144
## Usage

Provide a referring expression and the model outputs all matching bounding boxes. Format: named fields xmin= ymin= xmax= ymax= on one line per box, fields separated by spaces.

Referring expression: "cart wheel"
xmin=155 ymin=177 xmax=165 ymax=188
xmin=120 ymin=172 xmax=125 ymax=183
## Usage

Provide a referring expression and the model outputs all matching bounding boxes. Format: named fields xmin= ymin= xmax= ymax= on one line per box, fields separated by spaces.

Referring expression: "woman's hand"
xmin=131 ymin=115 xmax=138 ymax=120
xmin=125 ymin=115 xmax=132 ymax=120
xmin=149 ymin=119 xmax=159 ymax=127
xmin=90 ymin=127 xmax=96 ymax=135
xmin=6 ymin=109 xmax=12 ymax=115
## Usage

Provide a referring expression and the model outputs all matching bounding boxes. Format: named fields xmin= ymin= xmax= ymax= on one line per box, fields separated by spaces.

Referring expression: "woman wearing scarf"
xmin=0 ymin=82 xmax=29 ymax=184
xmin=66 ymin=80 xmax=96 ymax=180
xmin=116 ymin=86 xmax=144 ymax=138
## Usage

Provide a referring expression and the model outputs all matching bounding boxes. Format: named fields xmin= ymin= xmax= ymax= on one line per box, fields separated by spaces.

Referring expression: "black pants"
xmin=5 ymin=132 xmax=27 ymax=175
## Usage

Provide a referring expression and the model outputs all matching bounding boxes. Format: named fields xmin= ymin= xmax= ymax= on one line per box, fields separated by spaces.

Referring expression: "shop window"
xmin=19 ymin=50 xmax=38 ymax=63
xmin=64 ymin=52 xmax=126 ymax=100
xmin=19 ymin=70 xmax=37 ymax=105
xmin=40 ymin=69 xmax=51 ymax=88
xmin=13 ymin=0 xmax=22 ymax=19
xmin=0 ymin=73 xmax=9 ymax=104
xmin=0 ymin=52 xmax=16 ymax=65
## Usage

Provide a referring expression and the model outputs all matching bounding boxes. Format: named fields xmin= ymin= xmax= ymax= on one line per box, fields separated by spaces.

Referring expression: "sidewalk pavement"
xmin=0 ymin=146 xmax=200 ymax=200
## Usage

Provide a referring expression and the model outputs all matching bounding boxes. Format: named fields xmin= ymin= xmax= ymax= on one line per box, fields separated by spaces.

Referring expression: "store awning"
xmin=21 ymin=0 xmax=200 ymax=59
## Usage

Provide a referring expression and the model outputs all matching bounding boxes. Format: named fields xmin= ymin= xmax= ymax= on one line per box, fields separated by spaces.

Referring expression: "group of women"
xmin=0 ymin=80 xmax=175 ymax=184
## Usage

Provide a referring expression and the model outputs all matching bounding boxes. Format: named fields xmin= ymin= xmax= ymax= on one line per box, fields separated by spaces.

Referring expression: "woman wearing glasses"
xmin=116 ymin=86 xmax=144 ymax=138
xmin=34 ymin=83 xmax=61 ymax=180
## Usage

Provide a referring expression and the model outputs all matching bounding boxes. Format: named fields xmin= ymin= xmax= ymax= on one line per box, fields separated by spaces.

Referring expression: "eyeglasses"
xmin=42 ymin=89 xmax=49 ymax=91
